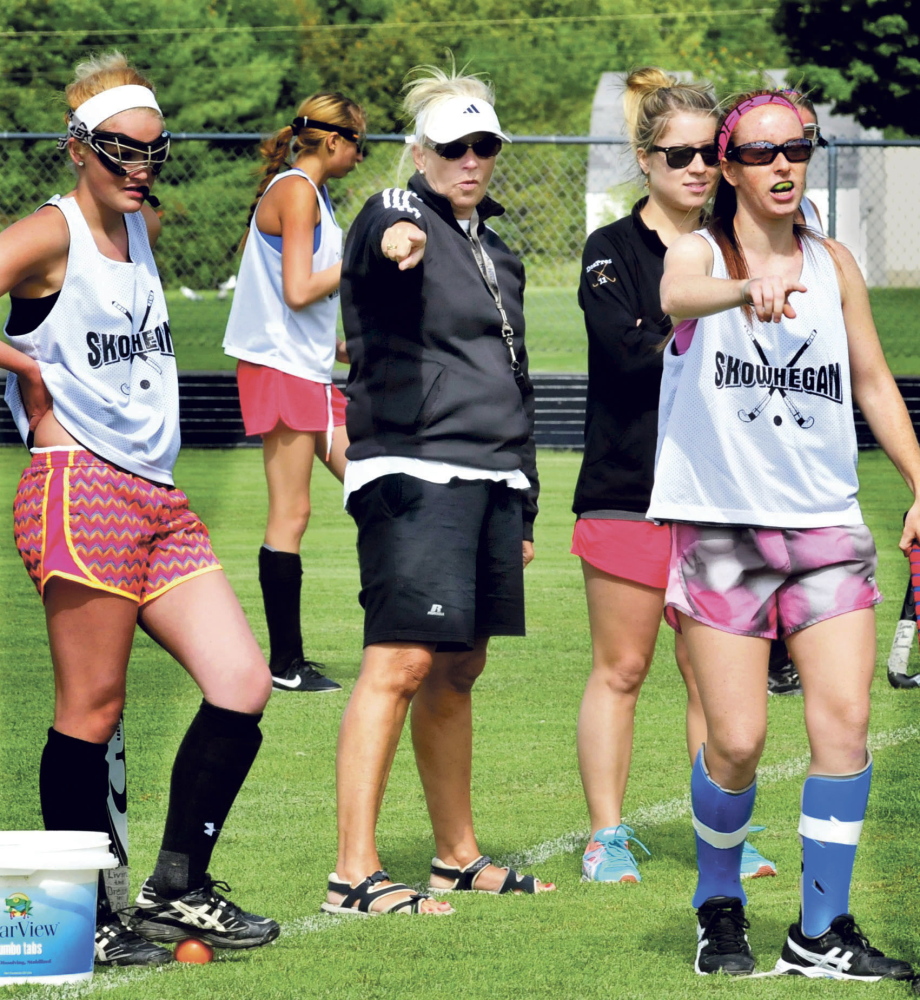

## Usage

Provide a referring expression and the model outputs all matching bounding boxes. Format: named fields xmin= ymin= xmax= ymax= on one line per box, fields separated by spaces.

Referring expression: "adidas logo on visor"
xmin=464 ymin=104 xmax=480 ymax=113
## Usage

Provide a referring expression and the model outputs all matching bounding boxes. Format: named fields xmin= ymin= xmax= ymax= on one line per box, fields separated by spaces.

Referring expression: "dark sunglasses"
xmin=649 ymin=144 xmax=719 ymax=168
xmin=424 ymin=136 xmax=503 ymax=160
xmin=291 ymin=117 xmax=366 ymax=154
xmin=725 ymin=138 xmax=815 ymax=165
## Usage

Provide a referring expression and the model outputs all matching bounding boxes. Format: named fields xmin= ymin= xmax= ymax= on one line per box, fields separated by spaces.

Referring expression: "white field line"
xmin=502 ymin=722 xmax=920 ymax=869
xmin=20 ymin=723 xmax=920 ymax=998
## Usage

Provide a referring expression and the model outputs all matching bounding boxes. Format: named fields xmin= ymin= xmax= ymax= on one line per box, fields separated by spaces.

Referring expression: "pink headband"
xmin=717 ymin=93 xmax=802 ymax=161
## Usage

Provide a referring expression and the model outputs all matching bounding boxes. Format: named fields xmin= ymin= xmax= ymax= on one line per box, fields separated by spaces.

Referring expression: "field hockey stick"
xmin=887 ymin=542 xmax=920 ymax=688
xmin=111 ymin=300 xmax=133 ymax=323
xmin=103 ymin=716 xmax=131 ymax=912
xmin=737 ymin=328 xmax=817 ymax=424
xmin=139 ymin=289 xmax=154 ymax=331
xmin=780 ymin=392 xmax=815 ymax=429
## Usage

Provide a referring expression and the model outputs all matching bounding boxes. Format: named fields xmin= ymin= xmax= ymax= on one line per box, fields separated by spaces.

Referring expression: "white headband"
xmin=71 ymin=85 xmax=161 ymax=133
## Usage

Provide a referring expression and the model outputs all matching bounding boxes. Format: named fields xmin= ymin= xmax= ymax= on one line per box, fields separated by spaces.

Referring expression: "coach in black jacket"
xmin=322 ymin=70 xmax=551 ymax=917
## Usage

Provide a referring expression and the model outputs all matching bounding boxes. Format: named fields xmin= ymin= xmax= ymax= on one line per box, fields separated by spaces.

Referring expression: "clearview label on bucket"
xmin=0 ymin=880 xmax=95 ymax=978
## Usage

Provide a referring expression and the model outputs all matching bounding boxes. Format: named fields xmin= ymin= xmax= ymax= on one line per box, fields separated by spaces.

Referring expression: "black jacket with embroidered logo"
xmin=341 ymin=172 xmax=538 ymax=535
xmin=573 ymin=198 xmax=672 ymax=516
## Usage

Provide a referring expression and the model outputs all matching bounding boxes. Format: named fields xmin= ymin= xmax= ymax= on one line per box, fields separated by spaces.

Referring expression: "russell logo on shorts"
xmin=427 ymin=604 xmax=445 ymax=617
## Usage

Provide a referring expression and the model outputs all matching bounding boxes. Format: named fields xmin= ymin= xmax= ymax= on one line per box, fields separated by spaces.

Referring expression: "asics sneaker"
xmin=775 ymin=914 xmax=914 ymax=981
xmin=695 ymin=896 xmax=755 ymax=976
xmin=271 ymin=658 xmax=341 ymax=693
xmin=740 ymin=826 xmax=777 ymax=878
xmin=581 ymin=824 xmax=650 ymax=882
xmin=132 ymin=876 xmax=280 ymax=949
xmin=95 ymin=915 xmax=172 ymax=966
xmin=767 ymin=643 xmax=802 ymax=695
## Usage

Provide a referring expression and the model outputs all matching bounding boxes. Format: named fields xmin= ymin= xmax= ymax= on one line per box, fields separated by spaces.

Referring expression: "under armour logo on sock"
xmin=463 ymin=104 xmax=480 ymax=114
xmin=204 ymin=822 xmax=218 ymax=837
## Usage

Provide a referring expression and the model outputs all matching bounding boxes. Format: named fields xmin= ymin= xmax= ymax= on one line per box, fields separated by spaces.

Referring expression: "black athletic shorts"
xmin=349 ymin=474 xmax=526 ymax=649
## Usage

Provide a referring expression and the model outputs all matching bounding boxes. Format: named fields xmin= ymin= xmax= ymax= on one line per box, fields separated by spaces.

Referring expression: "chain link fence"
xmin=1 ymin=134 xmax=918 ymax=372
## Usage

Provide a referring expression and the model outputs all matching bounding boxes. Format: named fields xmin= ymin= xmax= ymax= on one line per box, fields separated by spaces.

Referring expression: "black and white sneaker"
xmin=775 ymin=914 xmax=914 ymax=980
xmin=95 ymin=915 xmax=172 ymax=966
xmin=132 ymin=876 xmax=280 ymax=949
xmin=271 ymin=658 xmax=342 ymax=693
xmin=695 ymin=896 xmax=755 ymax=976
xmin=767 ymin=644 xmax=803 ymax=695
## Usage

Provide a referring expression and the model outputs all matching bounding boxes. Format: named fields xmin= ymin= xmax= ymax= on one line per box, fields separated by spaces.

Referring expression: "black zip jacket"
xmin=342 ymin=172 xmax=538 ymax=537
xmin=572 ymin=199 xmax=672 ymax=516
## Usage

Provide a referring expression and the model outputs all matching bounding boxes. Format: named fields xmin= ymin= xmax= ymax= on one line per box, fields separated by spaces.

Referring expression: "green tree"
xmin=776 ymin=0 xmax=920 ymax=135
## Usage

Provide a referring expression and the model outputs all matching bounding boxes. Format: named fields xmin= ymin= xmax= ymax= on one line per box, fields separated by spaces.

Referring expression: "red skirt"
xmin=236 ymin=360 xmax=346 ymax=436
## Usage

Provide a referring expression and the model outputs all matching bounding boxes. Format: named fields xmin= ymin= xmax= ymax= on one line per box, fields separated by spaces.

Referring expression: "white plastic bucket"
xmin=0 ymin=830 xmax=117 ymax=985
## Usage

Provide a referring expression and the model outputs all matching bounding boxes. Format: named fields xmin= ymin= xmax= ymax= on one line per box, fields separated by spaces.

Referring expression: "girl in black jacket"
xmin=573 ymin=68 xmax=775 ymax=884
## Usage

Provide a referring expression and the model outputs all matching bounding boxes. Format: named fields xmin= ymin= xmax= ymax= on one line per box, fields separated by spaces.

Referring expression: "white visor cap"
xmin=423 ymin=95 xmax=510 ymax=144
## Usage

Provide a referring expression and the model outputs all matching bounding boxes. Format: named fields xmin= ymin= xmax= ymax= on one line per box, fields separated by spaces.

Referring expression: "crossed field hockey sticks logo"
xmin=737 ymin=327 xmax=818 ymax=428
xmin=112 ymin=291 xmax=161 ymax=395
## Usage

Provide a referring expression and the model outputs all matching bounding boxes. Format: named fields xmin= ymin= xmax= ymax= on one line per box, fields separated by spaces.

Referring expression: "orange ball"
xmin=174 ymin=938 xmax=214 ymax=964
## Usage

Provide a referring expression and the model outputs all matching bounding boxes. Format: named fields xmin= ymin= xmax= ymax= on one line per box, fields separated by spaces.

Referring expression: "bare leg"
xmin=676 ymin=631 xmax=707 ymax=763
xmin=262 ymin=427 xmax=317 ymax=553
xmin=330 ymin=642 xmax=451 ymax=913
xmin=786 ymin=609 xmax=874 ymax=775
xmin=139 ymin=570 xmax=271 ymax=712
xmin=316 ymin=422 xmax=349 ymax=484
xmin=45 ymin=579 xmax=137 ymax=742
xmin=679 ymin=615 xmax=770 ymax=789
xmin=576 ymin=562 xmax=666 ymax=832
xmin=413 ymin=639 xmax=555 ymax=893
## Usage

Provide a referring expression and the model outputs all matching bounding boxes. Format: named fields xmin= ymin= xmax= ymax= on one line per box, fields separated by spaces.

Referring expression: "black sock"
xmin=152 ymin=700 xmax=262 ymax=899
xmin=259 ymin=545 xmax=303 ymax=673
xmin=40 ymin=728 xmax=114 ymax=920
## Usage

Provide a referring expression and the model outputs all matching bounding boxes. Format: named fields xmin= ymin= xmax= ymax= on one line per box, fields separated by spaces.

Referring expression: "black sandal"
xmin=429 ymin=855 xmax=547 ymax=894
xmin=321 ymin=870 xmax=452 ymax=915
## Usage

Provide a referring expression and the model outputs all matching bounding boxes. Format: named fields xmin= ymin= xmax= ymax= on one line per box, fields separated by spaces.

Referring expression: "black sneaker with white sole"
xmin=95 ymin=915 xmax=172 ymax=966
xmin=131 ymin=876 xmax=280 ymax=949
xmin=775 ymin=914 xmax=914 ymax=980
xmin=695 ymin=896 xmax=755 ymax=976
xmin=271 ymin=658 xmax=342 ymax=693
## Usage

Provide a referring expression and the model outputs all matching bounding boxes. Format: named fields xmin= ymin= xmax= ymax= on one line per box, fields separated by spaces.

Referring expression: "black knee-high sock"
xmin=40 ymin=728 xmax=114 ymax=920
xmin=259 ymin=545 xmax=303 ymax=673
xmin=152 ymin=701 xmax=263 ymax=899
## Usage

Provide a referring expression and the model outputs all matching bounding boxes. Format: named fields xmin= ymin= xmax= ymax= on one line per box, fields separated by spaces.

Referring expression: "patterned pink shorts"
xmin=664 ymin=522 xmax=881 ymax=638
xmin=14 ymin=450 xmax=221 ymax=604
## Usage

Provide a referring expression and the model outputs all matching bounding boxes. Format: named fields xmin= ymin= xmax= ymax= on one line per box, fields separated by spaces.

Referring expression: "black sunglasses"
xmin=725 ymin=138 xmax=815 ymax=166
xmin=291 ymin=117 xmax=366 ymax=153
xmin=424 ymin=136 xmax=503 ymax=160
xmin=649 ymin=144 xmax=719 ymax=169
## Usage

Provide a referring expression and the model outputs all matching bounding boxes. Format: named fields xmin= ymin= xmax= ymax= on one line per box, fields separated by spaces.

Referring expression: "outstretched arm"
xmin=660 ymin=232 xmax=807 ymax=323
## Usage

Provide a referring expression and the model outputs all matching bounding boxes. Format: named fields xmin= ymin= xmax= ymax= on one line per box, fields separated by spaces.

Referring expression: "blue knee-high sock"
xmin=800 ymin=755 xmax=872 ymax=937
xmin=691 ymin=748 xmax=756 ymax=908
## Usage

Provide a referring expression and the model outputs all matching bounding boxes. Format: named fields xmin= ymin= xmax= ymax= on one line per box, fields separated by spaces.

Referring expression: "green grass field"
xmin=2 ymin=446 xmax=920 ymax=999
xmin=0 ymin=287 xmax=918 ymax=375
xmin=167 ymin=286 xmax=920 ymax=375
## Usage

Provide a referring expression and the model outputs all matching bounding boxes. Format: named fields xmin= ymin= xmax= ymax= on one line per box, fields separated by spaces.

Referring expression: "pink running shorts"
xmin=664 ymin=522 xmax=881 ymax=638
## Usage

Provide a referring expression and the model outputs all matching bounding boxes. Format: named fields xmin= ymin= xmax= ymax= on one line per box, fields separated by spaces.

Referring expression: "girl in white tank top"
xmin=652 ymin=90 xmax=920 ymax=979
xmin=0 ymin=53 xmax=279 ymax=966
xmin=223 ymin=94 xmax=365 ymax=693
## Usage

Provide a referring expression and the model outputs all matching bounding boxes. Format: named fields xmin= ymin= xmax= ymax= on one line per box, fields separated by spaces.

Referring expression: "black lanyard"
xmin=467 ymin=208 xmax=530 ymax=396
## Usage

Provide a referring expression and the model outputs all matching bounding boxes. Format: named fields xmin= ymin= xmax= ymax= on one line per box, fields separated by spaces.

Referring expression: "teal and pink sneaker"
xmin=582 ymin=824 xmax=650 ymax=883
xmin=740 ymin=826 xmax=777 ymax=878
